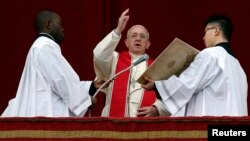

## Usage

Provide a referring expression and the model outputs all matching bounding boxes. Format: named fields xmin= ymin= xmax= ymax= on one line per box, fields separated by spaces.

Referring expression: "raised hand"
xmin=114 ymin=8 xmax=130 ymax=35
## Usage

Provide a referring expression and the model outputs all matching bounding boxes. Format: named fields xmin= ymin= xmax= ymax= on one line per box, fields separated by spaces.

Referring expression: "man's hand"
xmin=89 ymin=96 xmax=97 ymax=109
xmin=94 ymin=77 xmax=109 ymax=89
xmin=136 ymin=106 xmax=159 ymax=117
xmin=114 ymin=8 xmax=129 ymax=35
xmin=141 ymin=77 xmax=155 ymax=91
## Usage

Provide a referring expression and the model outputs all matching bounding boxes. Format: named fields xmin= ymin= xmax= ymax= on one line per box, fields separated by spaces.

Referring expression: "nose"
xmin=136 ymin=35 xmax=141 ymax=40
xmin=203 ymin=35 xmax=205 ymax=41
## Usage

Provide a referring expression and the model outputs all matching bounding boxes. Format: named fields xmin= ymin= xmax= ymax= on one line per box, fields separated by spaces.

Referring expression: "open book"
xmin=137 ymin=38 xmax=200 ymax=84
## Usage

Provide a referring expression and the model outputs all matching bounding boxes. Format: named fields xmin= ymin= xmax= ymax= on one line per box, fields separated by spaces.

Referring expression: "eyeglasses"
xmin=128 ymin=33 xmax=149 ymax=40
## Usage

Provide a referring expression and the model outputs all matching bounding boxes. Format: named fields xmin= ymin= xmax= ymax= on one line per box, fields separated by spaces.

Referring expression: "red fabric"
xmin=139 ymin=58 xmax=157 ymax=108
xmin=84 ymin=92 xmax=106 ymax=117
xmin=110 ymin=52 xmax=156 ymax=117
xmin=0 ymin=117 xmax=250 ymax=140
xmin=110 ymin=52 xmax=131 ymax=117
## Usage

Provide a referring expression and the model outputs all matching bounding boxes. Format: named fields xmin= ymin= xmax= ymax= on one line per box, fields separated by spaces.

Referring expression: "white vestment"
xmin=155 ymin=46 xmax=248 ymax=116
xmin=1 ymin=36 xmax=91 ymax=117
xmin=94 ymin=31 xmax=169 ymax=117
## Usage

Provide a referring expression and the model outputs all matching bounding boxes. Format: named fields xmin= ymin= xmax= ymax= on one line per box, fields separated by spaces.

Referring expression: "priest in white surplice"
xmin=94 ymin=9 xmax=169 ymax=117
xmin=142 ymin=15 xmax=248 ymax=116
xmin=1 ymin=10 xmax=107 ymax=117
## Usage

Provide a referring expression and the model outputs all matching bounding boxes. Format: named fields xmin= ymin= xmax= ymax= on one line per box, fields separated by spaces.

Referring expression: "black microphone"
xmin=133 ymin=54 xmax=149 ymax=66
xmin=93 ymin=54 xmax=149 ymax=97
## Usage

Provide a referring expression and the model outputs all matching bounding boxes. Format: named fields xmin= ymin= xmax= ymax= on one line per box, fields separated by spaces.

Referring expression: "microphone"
xmin=93 ymin=54 xmax=149 ymax=97
xmin=133 ymin=54 xmax=149 ymax=66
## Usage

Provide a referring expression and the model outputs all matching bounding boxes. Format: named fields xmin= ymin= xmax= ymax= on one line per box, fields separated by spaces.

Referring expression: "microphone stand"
xmin=93 ymin=64 xmax=135 ymax=97
xmin=88 ymin=64 xmax=134 ymax=117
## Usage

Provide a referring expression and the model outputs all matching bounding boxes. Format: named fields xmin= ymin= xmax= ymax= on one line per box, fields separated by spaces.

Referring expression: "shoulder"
xmin=32 ymin=37 xmax=60 ymax=53
xmin=193 ymin=47 xmax=220 ymax=65
xmin=199 ymin=47 xmax=226 ymax=58
xmin=31 ymin=37 xmax=62 ymax=62
xmin=196 ymin=47 xmax=231 ymax=69
xmin=118 ymin=51 xmax=130 ymax=57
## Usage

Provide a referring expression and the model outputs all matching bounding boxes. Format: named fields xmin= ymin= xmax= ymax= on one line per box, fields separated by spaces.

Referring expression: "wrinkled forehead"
xmin=127 ymin=25 xmax=149 ymax=37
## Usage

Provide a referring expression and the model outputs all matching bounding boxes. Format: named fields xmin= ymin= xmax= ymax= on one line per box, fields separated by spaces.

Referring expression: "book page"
xmin=137 ymin=38 xmax=200 ymax=84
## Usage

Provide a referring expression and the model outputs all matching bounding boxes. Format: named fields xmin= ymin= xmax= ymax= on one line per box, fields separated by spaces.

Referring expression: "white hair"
xmin=126 ymin=25 xmax=150 ymax=39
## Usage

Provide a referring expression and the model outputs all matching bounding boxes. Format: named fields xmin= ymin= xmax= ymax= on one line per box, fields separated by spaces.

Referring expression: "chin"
xmin=132 ymin=51 xmax=144 ymax=55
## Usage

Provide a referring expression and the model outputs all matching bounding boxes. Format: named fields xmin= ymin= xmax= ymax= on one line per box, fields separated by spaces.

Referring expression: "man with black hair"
xmin=141 ymin=15 xmax=248 ymax=116
xmin=1 ymin=10 xmax=107 ymax=117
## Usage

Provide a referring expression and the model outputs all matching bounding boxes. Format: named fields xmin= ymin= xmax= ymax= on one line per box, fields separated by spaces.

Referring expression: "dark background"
xmin=0 ymin=0 xmax=249 ymax=115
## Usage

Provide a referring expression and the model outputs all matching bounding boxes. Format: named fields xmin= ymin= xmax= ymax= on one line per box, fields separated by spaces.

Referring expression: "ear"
xmin=214 ymin=27 xmax=220 ymax=36
xmin=146 ymin=40 xmax=151 ymax=49
xmin=45 ymin=21 xmax=52 ymax=30
xmin=125 ymin=39 xmax=129 ymax=48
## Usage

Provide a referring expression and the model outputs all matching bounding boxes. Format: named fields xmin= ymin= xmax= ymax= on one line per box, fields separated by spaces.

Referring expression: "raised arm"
xmin=93 ymin=8 xmax=130 ymax=78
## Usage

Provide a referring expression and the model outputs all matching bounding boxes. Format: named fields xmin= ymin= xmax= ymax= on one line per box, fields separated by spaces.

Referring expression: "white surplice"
xmin=1 ymin=36 xmax=91 ymax=117
xmin=94 ymin=30 xmax=169 ymax=117
xmin=155 ymin=47 xmax=248 ymax=116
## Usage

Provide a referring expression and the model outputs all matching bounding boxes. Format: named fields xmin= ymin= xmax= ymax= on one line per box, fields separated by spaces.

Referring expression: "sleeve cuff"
xmin=153 ymin=100 xmax=171 ymax=116
xmin=112 ymin=30 xmax=121 ymax=39
xmin=154 ymin=84 xmax=162 ymax=100
xmin=89 ymin=82 xmax=97 ymax=96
